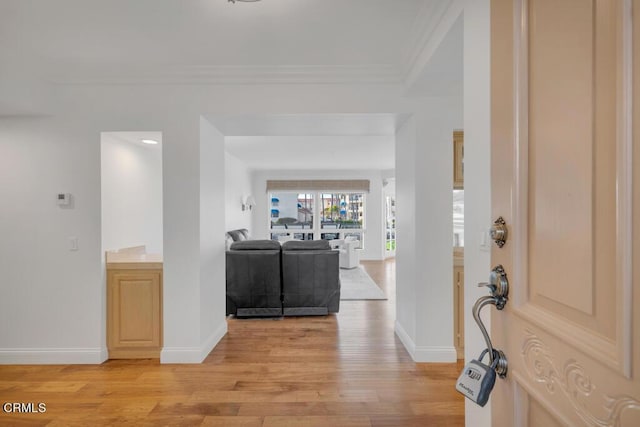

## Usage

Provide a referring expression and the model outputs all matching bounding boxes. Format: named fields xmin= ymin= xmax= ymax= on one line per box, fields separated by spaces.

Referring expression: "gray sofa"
xmin=281 ymin=240 xmax=340 ymax=316
xmin=225 ymin=231 xmax=340 ymax=317
xmin=225 ymin=239 xmax=282 ymax=317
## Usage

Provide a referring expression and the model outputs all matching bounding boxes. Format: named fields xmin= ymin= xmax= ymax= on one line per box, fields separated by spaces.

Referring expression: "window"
xmin=269 ymin=193 xmax=314 ymax=240
xmin=320 ymin=193 xmax=364 ymax=245
xmin=385 ymin=195 xmax=396 ymax=254
xmin=268 ymin=191 xmax=365 ymax=248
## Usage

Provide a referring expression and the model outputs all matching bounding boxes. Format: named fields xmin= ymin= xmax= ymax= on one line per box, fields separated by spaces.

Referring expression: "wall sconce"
xmin=242 ymin=195 xmax=256 ymax=211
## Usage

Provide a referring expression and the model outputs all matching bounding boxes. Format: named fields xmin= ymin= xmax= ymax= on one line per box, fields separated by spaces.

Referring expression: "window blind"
xmin=266 ymin=179 xmax=370 ymax=193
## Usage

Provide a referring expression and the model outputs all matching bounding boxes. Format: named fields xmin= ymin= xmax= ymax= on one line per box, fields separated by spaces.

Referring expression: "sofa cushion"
xmin=230 ymin=240 xmax=281 ymax=251
xmin=282 ymin=240 xmax=331 ymax=251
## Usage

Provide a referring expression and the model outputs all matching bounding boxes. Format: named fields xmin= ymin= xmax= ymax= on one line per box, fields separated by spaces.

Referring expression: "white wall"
xmin=395 ymin=97 xmax=463 ymax=362
xmin=159 ymin=116 xmax=203 ymax=362
xmin=101 ymin=133 xmax=163 ymax=254
xmin=199 ymin=118 xmax=228 ymax=361
xmin=463 ymin=1 xmax=492 ymax=425
xmin=224 ymin=151 xmax=253 ymax=233
xmin=0 ymin=117 xmax=104 ymax=363
xmin=395 ymin=117 xmax=417 ymax=345
xmin=251 ymin=169 xmax=385 ymax=261
xmin=159 ymin=115 xmax=228 ymax=364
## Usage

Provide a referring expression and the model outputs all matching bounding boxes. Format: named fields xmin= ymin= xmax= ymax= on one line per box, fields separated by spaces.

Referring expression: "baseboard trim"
xmin=161 ymin=321 xmax=228 ymax=364
xmin=0 ymin=348 xmax=108 ymax=365
xmin=360 ymin=255 xmax=384 ymax=262
xmin=413 ymin=345 xmax=458 ymax=363
xmin=160 ymin=346 xmax=202 ymax=364
xmin=394 ymin=320 xmax=416 ymax=360
xmin=394 ymin=321 xmax=457 ymax=363
xmin=200 ymin=321 xmax=227 ymax=361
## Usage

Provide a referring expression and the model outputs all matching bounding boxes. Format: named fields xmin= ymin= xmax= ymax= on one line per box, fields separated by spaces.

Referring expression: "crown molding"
xmin=401 ymin=0 xmax=452 ymax=74
xmin=46 ymin=1 xmax=461 ymax=87
xmin=401 ymin=0 xmax=464 ymax=89
xmin=49 ymin=64 xmax=405 ymax=86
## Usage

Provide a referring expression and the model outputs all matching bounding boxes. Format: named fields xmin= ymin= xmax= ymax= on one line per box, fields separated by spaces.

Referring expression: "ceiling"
xmin=208 ymin=113 xmax=407 ymax=136
xmin=217 ymin=113 xmax=402 ymax=170
xmin=410 ymin=14 xmax=462 ymax=97
xmin=2 ymin=1 xmax=463 ymax=170
xmin=0 ymin=0 xmax=455 ymax=84
xmin=102 ymin=131 xmax=163 ymax=147
xmin=226 ymin=134 xmax=395 ymax=170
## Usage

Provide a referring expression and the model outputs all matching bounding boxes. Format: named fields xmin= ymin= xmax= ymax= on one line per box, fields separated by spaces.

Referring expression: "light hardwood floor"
xmin=0 ymin=259 xmax=464 ymax=426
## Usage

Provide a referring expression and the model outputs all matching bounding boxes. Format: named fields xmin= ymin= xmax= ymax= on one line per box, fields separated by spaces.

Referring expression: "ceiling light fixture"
xmin=141 ymin=139 xmax=159 ymax=145
xmin=228 ymin=0 xmax=261 ymax=3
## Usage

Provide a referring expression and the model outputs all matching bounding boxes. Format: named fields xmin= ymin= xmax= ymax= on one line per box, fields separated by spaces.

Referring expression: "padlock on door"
xmin=455 ymin=349 xmax=498 ymax=407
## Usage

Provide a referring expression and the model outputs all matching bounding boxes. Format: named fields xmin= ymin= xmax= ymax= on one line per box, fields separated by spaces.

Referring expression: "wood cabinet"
xmin=107 ymin=250 xmax=163 ymax=359
xmin=453 ymin=251 xmax=464 ymax=359
xmin=453 ymin=130 xmax=464 ymax=189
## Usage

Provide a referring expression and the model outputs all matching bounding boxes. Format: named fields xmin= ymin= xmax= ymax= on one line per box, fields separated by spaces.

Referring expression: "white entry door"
xmin=490 ymin=0 xmax=639 ymax=425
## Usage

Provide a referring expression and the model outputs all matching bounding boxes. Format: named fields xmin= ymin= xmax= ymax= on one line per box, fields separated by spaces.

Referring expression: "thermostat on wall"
xmin=57 ymin=193 xmax=71 ymax=206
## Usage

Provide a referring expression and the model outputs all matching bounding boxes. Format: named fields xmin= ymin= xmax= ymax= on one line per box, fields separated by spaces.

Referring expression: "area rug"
xmin=339 ymin=266 xmax=387 ymax=300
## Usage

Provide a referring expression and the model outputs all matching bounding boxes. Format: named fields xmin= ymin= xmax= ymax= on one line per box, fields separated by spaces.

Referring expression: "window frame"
xmin=267 ymin=190 xmax=366 ymax=248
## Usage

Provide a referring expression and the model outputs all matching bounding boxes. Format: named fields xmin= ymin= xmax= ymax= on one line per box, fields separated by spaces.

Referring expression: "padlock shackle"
xmin=472 ymin=296 xmax=499 ymax=364
xmin=478 ymin=348 xmax=501 ymax=368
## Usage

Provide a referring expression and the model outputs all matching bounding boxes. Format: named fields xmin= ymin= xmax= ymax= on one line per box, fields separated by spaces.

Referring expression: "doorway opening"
xmin=384 ymin=179 xmax=396 ymax=259
xmin=100 ymin=131 xmax=164 ymax=360
xmin=216 ymin=113 xmax=397 ymax=314
xmin=100 ymin=131 xmax=163 ymax=255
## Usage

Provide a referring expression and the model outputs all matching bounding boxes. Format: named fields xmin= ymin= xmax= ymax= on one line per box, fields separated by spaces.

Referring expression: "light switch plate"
xmin=480 ymin=230 xmax=491 ymax=252
xmin=68 ymin=237 xmax=78 ymax=251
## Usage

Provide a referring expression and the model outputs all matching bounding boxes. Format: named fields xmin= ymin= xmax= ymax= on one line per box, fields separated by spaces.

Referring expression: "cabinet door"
xmin=108 ymin=271 xmax=162 ymax=355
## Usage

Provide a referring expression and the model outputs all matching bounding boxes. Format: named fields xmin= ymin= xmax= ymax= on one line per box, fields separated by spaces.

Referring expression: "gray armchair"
xmin=281 ymin=240 xmax=340 ymax=316
xmin=226 ymin=240 xmax=282 ymax=317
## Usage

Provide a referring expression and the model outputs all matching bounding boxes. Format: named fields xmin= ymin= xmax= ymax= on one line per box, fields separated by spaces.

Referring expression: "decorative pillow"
xmin=225 ymin=234 xmax=234 ymax=251
xmin=227 ymin=229 xmax=246 ymax=242
xmin=282 ymin=240 xmax=331 ymax=251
